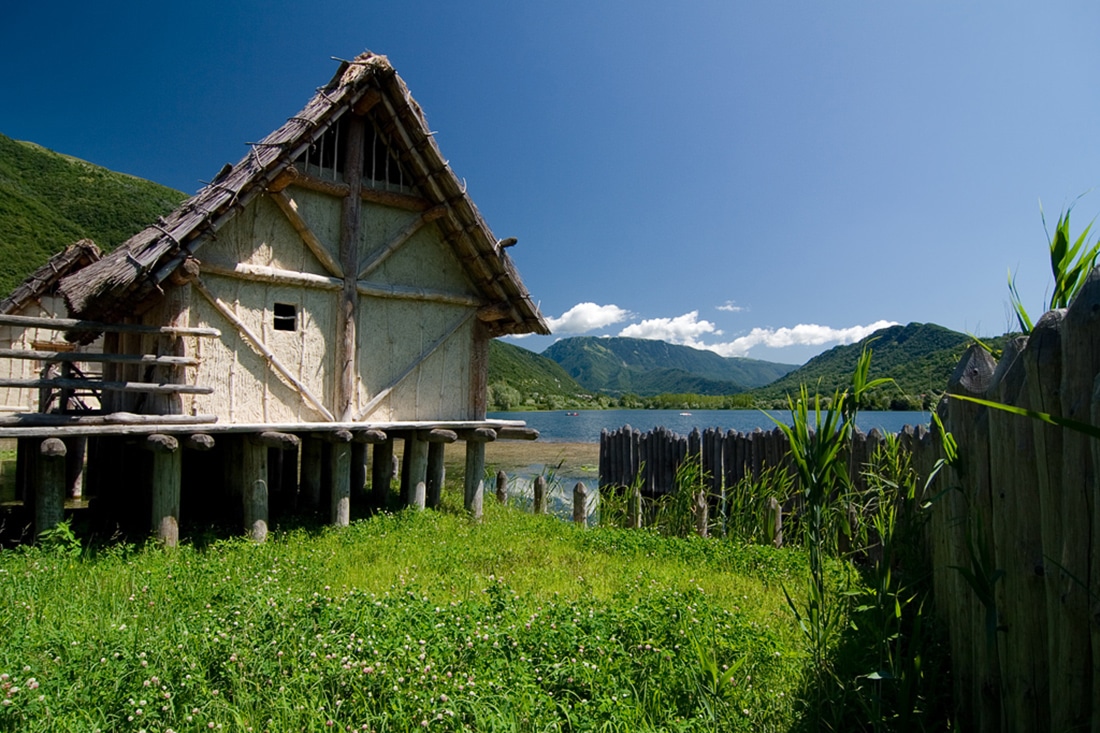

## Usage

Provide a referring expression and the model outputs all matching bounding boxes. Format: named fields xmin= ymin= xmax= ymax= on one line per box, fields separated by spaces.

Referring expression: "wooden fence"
xmin=596 ymin=267 xmax=1100 ymax=732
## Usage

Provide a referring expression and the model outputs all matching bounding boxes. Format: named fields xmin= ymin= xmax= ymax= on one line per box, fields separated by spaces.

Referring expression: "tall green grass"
xmin=0 ymin=500 xmax=834 ymax=732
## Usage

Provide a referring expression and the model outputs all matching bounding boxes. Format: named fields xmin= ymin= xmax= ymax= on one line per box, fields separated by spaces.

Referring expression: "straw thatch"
xmin=0 ymin=239 xmax=101 ymax=315
xmin=57 ymin=52 xmax=548 ymax=339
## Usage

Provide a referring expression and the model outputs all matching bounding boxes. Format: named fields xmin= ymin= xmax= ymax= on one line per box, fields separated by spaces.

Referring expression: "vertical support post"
xmin=573 ymin=482 xmax=588 ymax=526
xmin=336 ymin=115 xmax=365 ymax=420
xmin=351 ymin=442 xmax=367 ymax=501
xmin=35 ymin=438 xmax=66 ymax=539
xmin=371 ymin=439 xmax=395 ymax=508
xmin=694 ymin=489 xmax=709 ymax=538
xmin=496 ymin=469 xmax=508 ymax=504
xmin=463 ymin=428 xmax=495 ymax=521
xmin=406 ymin=434 xmax=428 ymax=509
xmin=327 ymin=430 xmax=353 ymax=527
xmin=426 ymin=442 xmax=445 ymax=509
xmin=238 ymin=435 xmax=268 ymax=542
xmin=301 ymin=436 xmax=323 ymax=512
xmin=629 ymin=483 xmax=643 ymax=529
xmin=145 ymin=434 xmax=181 ymax=547
xmin=533 ymin=475 xmax=548 ymax=515
xmin=64 ymin=436 xmax=86 ymax=500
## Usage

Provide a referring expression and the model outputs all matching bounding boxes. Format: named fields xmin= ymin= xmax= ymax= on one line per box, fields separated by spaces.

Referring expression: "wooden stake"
xmin=371 ymin=439 xmax=394 ymax=508
xmin=573 ymin=482 xmax=588 ymax=526
xmin=406 ymin=435 xmax=428 ymax=509
xmin=330 ymin=441 xmax=351 ymax=527
xmin=533 ymin=475 xmax=548 ymax=515
xmin=144 ymin=433 xmax=181 ymax=547
xmin=496 ymin=469 xmax=508 ymax=504
xmin=463 ymin=439 xmax=486 ymax=520
xmin=426 ymin=442 xmax=445 ymax=509
xmin=301 ymin=436 xmax=322 ymax=511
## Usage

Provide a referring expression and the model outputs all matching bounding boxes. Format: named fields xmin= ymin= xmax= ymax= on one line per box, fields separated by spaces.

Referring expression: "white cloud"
xmin=703 ymin=320 xmax=900 ymax=357
xmin=546 ymin=302 xmax=630 ymax=334
xmin=716 ymin=301 xmax=746 ymax=313
xmin=617 ymin=311 xmax=721 ymax=346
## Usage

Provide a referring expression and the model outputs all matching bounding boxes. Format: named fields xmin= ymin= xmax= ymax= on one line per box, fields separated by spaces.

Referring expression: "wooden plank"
xmin=270 ymin=190 xmax=345 ymax=278
xmin=464 ymin=439 xmax=485 ymax=520
xmin=0 ymin=348 xmax=199 ymax=367
xmin=0 ymin=313 xmax=219 ymax=338
xmin=0 ymin=377 xmax=214 ymax=395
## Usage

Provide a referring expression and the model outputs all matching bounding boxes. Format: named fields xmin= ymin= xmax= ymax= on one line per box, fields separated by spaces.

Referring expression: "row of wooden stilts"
xmin=19 ymin=425 xmax=502 ymax=547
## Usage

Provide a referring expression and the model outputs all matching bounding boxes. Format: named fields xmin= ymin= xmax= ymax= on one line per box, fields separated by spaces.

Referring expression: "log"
xmin=0 ymin=377 xmax=214 ymax=395
xmin=35 ymin=437 xmax=67 ymax=538
xmin=353 ymin=428 xmax=388 ymax=444
xmin=0 ymin=348 xmax=199 ymax=366
xmin=371 ymin=440 xmax=395 ymax=508
xmin=0 ymin=412 xmax=216 ymax=427
xmin=330 ymin=440 xmax=351 ymax=527
xmin=0 ymin=313 xmax=219 ymax=338
xmin=405 ymin=435 xmax=428 ymax=509
xmin=146 ymin=434 xmax=181 ymax=547
xmin=250 ymin=431 xmax=301 ymax=450
xmin=184 ymin=433 xmax=215 ymax=451
xmin=464 ymin=440 xmax=485 ymax=520
xmin=767 ymin=496 xmax=783 ymax=548
xmin=694 ymin=489 xmax=708 ymax=538
xmin=426 ymin=442 xmax=445 ymax=509
xmin=573 ymin=482 xmax=588 ymax=526
xmin=233 ymin=436 xmax=268 ymax=542
xmin=496 ymin=469 xmax=508 ymax=504
xmin=423 ymin=428 xmax=458 ymax=444
xmin=301 ymin=436 xmax=323 ymax=511
xmin=495 ymin=426 xmax=539 ymax=441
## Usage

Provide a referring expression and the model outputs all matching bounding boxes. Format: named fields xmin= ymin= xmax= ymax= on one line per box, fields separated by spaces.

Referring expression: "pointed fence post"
xmin=573 ymin=482 xmax=588 ymax=526
xmin=533 ymin=475 xmax=548 ymax=515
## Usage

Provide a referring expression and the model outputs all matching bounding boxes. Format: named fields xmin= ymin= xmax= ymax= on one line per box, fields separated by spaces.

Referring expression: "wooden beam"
xmin=0 ymin=313 xmax=219 ymax=338
xmin=495 ymin=426 xmax=539 ymax=441
xmin=338 ymin=115 xmax=366 ymax=422
xmin=0 ymin=413 xmax=216 ymax=427
xmin=0 ymin=377 xmax=214 ymax=396
xmin=361 ymin=186 xmax=431 ymax=212
xmin=193 ymin=277 xmax=336 ymax=422
xmin=357 ymin=206 xmax=447 ymax=279
xmin=353 ymin=428 xmax=389 ymax=444
xmin=201 ymin=261 xmax=342 ymax=291
xmin=0 ymin=348 xmax=199 ymax=367
xmin=356 ymin=282 xmax=481 ymax=307
xmin=354 ymin=311 xmax=476 ymax=421
xmin=249 ymin=431 xmax=301 ymax=450
xmin=270 ymin=190 xmax=345 ymax=278
xmin=421 ymin=428 xmax=458 ymax=444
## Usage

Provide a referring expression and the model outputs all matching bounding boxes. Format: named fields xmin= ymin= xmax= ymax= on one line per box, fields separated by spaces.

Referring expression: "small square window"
xmin=273 ymin=303 xmax=297 ymax=332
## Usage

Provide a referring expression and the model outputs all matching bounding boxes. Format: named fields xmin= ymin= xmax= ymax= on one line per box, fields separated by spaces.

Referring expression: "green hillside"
xmin=0 ymin=133 xmax=187 ymax=295
xmin=541 ymin=336 xmax=797 ymax=397
xmin=487 ymin=339 xmax=609 ymax=410
xmin=749 ymin=322 xmax=1003 ymax=409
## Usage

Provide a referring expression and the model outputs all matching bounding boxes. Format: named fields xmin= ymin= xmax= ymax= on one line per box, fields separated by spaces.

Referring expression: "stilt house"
xmin=0 ymin=51 xmax=548 ymax=543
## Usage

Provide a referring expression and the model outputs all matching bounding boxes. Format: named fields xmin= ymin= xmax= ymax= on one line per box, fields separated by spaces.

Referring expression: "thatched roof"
xmin=1 ymin=239 xmax=101 ymax=315
xmin=57 ymin=52 xmax=548 ymax=337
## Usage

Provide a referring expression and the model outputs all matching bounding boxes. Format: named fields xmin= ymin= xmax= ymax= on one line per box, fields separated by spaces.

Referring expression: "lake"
xmin=488 ymin=409 xmax=930 ymax=443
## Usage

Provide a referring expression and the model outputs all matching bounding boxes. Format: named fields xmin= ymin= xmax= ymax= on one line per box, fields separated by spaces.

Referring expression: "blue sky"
xmin=3 ymin=1 xmax=1099 ymax=364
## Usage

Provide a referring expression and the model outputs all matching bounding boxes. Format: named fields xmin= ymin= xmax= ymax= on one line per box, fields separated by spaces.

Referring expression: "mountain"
xmin=542 ymin=336 xmax=798 ymax=397
xmin=0 ymin=133 xmax=187 ymax=295
xmin=749 ymin=322 xmax=998 ymax=409
xmin=487 ymin=340 xmax=606 ymax=410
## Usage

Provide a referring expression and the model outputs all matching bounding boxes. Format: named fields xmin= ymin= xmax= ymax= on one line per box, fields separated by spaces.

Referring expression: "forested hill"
xmin=748 ymin=322 xmax=994 ymax=408
xmin=0 ymin=133 xmax=187 ymax=295
xmin=542 ymin=336 xmax=797 ymax=397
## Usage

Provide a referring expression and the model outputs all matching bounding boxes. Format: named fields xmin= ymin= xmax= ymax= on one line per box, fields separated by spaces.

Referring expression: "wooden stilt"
xmin=426 ymin=441 xmax=445 ymax=509
xmin=371 ymin=439 xmax=395 ymax=508
xmin=315 ymin=430 xmax=354 ymax=527
xmin=406 ymin=435 xmax=428 ymax=509
xmin=351 ymin=442 xmax=367 ymax=502
xmin=463 ymin=438 xmax=488 ymax=521
xmin=144 ymin=434 xmax=181 ymax=547
xmin=64 ymin=436 xmax=86 ymax=500
xmin=235 ymin=435 xmax=268 ymax=542
xmin=301 ymin=436 xmax=322 ymax=511
xmin=35 ymin=438 xmax=66 ymax=539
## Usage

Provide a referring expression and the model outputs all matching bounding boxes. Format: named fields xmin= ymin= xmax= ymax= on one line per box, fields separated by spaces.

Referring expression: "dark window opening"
xmin=294 ymin=117 xmax=348 ymax=180
xmin=273 ymin=303 xmax=297 ymax=332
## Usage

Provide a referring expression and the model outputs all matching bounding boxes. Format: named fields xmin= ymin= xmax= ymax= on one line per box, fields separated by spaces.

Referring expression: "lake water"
xmin=488 ymin=409 xmax=930 ymax=443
